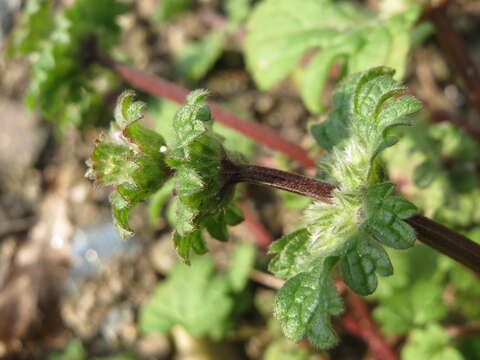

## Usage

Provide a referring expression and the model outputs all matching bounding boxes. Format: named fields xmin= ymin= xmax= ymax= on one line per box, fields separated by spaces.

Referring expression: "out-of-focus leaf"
xmin=49 ymin=339 xmax=86 ymax=360
xmin=264 ymin=338 xmax=317 ymax=360
xmin=8 ymin=0 xmax=54 ymax=56
xmin=153 ymin=0 xmax=194 ymax=23
xmin=245 ymin=0 xmax=421 ymax=113
xmin=402 ymin=324 xmax=463 ymax=360
xmin=24 ymin=0 xmax=128 ymax=131
xmin=372 ymin=245 xmax=447 ymax=334
xmin=140 ymin=244 xmax=254 ymax=339
xmin=176 ymin=30 xmax=228 ymax=82
xmin=227 ymin=242 xmax=256 ymax=292
xmin=225 ymin=0 xmax=252 ymax=24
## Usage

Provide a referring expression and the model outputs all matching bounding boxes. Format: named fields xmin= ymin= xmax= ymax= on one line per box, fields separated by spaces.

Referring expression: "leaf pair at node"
xmin=269 ymin=67 xmax=421 ymax=348
xmin=165 ymin=90 xmax=244 ymax=263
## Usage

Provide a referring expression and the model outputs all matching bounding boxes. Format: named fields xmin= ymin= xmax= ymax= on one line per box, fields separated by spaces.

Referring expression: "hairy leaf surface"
xmin=87 ymin=91 xmax=170 ymax=237
xmin=269 ymin=68 xmax=421 ymax=347
xmin=166 ymin=90 xmax=244 ymax=262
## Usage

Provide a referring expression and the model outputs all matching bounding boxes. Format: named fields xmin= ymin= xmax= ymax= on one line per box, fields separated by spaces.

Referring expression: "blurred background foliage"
xmin=1 ymin=0 xmax=480 ymax=359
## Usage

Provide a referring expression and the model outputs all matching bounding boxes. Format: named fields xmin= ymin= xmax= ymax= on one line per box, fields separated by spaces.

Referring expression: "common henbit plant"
xmin=87 ymin=67 xmax=480 ymax=349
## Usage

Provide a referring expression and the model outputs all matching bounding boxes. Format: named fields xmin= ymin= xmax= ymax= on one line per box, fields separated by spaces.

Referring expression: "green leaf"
xmin=313 ymin=67 xmax=421 ymax=188
xmin=173 ymin=230 xmax=207 ymax=264
xmin=340 ymin=232 xmax=393 ymax=295
xmin=225 ymin=203 xmax=245 ymax=225
xmin=302 ymin=36 xmax=361 ymax=113
xmin=204 ymin=212 xmax=229 ymax=242
xmin=140 ymin=254 xmax=252 ymax=339
xmin=151 ymin=97 xmax=256 ymax=157
xmin=225 ymin=0 xmax=252 ymax=24
xmin=275 ymin=269 xmax=343 ymax=348
xmin=148 ymin=177 xmax=175 ymax=223
xmin=87 ymin=91 xmax=171 ymax=238
xmin=268 ymin=229 xmax=313 ymax=279
xmin=275 ymin=271 xmax=322 ymax=341
xmin=305 ymin=276 xmax=343 ymax=349
xmin=364 ymin=183 xmax=417 ymax=249
xmin=402 ymin=324 xmax=463 ymax=360
xmin=245 ymin=0 xmax=421 ymax=112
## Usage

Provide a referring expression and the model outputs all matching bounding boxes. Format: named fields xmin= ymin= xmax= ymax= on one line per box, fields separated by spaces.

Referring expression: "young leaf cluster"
xmin=165 ymin=90 xmax=244 ymax=263
xmin=244 ymin=0 xmax=421 ymax=113
xmin=268 ymin=67 xmax=421 ymax=348
xmin=86 ymin=91 xmax=171 ymax=238
xmin=11 ymin=0 xmax=128 ymax=131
